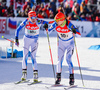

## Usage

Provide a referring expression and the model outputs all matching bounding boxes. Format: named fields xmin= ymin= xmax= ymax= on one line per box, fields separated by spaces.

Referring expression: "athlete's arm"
xmin=15 ymin=19 xmax=28 ymax=38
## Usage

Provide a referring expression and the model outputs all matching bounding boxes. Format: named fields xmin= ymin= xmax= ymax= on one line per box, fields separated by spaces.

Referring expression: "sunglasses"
xmin=31 ymin=16 xmax=36 ymax=19
xmin=54 ymin=17 xmax=65 ymax=22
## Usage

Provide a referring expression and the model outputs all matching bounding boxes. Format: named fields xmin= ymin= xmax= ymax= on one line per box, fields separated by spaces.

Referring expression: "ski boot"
xmin=33 ymin=70 xmax=38 ymax=82
xmin=21 ymin=69 xmax=27 ymax=81
xmin=69 ymin=74 xmax=74 ymax=86
xmin=55 ymin=73 xmax=61 ymax=84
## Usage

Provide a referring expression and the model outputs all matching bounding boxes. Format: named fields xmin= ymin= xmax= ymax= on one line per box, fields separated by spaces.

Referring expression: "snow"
xmin=0 ymin=33 xmax=100 ymax=90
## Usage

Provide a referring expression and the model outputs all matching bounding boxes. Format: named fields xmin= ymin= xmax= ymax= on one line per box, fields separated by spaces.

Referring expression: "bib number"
xmin=60 ymin=34 xmax=68 ymax=38
xmin=58 ymin=33 xmax=69 ymax=39
xmin=28 ymin=30 xmax=36 ymax=34
xmin=26 ymin=29 xmax=39 ymax=36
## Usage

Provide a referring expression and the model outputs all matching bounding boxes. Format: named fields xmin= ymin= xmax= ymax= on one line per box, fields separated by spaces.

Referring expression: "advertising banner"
xmin=71 ymin=21 xmax=100 ymax=37
xmin=0 ymin=17 xmax=6 ymax=33
xmin=6 ymin=17 xmax=100 ymax=37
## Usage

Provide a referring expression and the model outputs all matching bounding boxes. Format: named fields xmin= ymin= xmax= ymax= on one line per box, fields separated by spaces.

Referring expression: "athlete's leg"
xmin=21 ymin=36 xmax=30 ymax=80
xmin=22 ymin=36 xmax=30 ymax=69
xmin=66 ymin=46 xmax=74 ymax=74
xmin=66 ymin=39 xmax=74 ymax=85
xmin=30 ymin=40 xmax=38 ymax=70
xmin=55 ymin=40 xmax=65 ymax=84
xmin=30 ymin=39 xmax=38 ymax=82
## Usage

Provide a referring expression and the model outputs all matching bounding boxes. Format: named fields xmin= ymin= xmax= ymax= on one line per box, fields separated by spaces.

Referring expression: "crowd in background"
xmin=0 ymin=0 xmax=100 ymax=21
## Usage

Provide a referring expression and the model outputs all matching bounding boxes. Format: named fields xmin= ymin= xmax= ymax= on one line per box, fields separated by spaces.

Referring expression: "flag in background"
xmin=8 ymin=19 xmax=17 ymax=29
xmin=77 ymin=0 xmax=82 ymax=5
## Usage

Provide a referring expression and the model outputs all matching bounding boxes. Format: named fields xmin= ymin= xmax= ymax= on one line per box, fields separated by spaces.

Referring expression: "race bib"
xmin=58 ymin=32 xmax=73 ymax=40
xmin=25 ymin=29 xmax=39 ymax=36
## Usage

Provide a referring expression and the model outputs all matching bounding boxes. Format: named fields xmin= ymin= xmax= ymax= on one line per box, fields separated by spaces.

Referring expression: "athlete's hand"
xmin=15 ymin=37 xmax=19 ymax=46
xmin=71 ymin=25 xmax=76 ymax=34
xmin=43 ymin=23 xmax=48 ymax=29
xmin=72 ymin=28 xmax=76 ymax=34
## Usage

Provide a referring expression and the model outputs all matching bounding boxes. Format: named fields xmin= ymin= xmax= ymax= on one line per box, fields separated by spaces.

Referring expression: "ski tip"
xmin=2 ymin=36 xmax=4 ymax=38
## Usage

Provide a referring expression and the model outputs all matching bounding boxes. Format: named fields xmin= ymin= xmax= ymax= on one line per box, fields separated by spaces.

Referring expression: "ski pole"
xmin=46 ymin=28 xmax=56 ymax=82
xmin=62 ymin=7 xmax=85 ymax=87
xmin=2 ymin=36 xmax=15 ymax=43
xmin=73 ymin=34 xmax=85 ymax=87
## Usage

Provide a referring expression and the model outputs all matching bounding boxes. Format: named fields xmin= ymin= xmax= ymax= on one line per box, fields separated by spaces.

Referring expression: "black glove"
xmin=43 ymin=23 xmax=48 ymax=29
xmin=72 ymin=28 xmax=76 ymax=34
xmin=71 ymin=25 xmax=76 ymax=34
xmin=15 ymin=37 xmax=19 ymax=46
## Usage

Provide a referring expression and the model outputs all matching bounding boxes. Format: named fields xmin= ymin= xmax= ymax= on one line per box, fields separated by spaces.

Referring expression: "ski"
xmin=14 ymin=80 xmax=30 ymax=84
xmin=64 ymin=85 xmax=77 ymax=90
xmin=28 ymin=81 xmax=42 ymax=85
xmin=45 ymin=84 xmax=67 ymax=89
xmin=51 ymin=84 xmax=66 ymax=87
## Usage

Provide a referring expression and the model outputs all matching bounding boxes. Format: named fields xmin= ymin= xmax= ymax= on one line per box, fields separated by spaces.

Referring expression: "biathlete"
xmin=44 ymin=12 xmax=81 ymax=86
xmin=15 ymin=11 xmax=52 ymax=82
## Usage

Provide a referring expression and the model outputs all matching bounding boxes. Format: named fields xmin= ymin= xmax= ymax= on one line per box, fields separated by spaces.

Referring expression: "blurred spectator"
xmin=10 ymin=0 xmax=14 ymax=6
xmin=21 ymin=11 xmax=25 ymax=17
xmin=95 ymin=16 xmax=100 ymax=22
xmin=22 ymin=2 xmax=28 ymax=11
xmin=48 ymin=2 xmax=53 ymax=12
xmin=87 ymin=0 xmax=95 ymax=11
xmin=31 ymin=6 xmax=35 ymax=11
xmin=24 ymin=8 xmax=28 ymax=17
xmin=50 ymin=0 xmax=56 ymax=16
xmin=2 ymin=3 xmax=7 ymax=9
xmin=41 ymin=0 xmax=45 ymax=4
xmin=80 ymin=1 xmax=86 ymax=13
xmin=40 ymin=3 xmax=45 ymax=9
xmin=64 ymin=1 xmax=71 ymax=17
xmin=0 ymin=3 xmax=2 ymax=16
xmin=16 ymin=0 xmax=23 ymax=8
xmin=45 ymin=0 xmax=49 ymax=4
xmin=0 ymin=0 xmax=99 ymax=22
xmin=37 ymin=10 xmax=44 ymax=18
xmin=26 ymin=4 xmax=31 ymax=12
xmin=7 ymin=10 xmax=15 ymax=17
xmin=36 ymin=0 xmax=42 ymax=4
xmin=49 ymin=10 xmax=54 ymax=19
xmin=80 ymin=14 xmax=87 ymax=21
xmin=7 ymin=5 xmax=15 ymax=17
xmin=26 ymin=0 xmax=31 ymax=7
xmin=85 ymin=0 xmax=88 ymax=4
xmin=58 ymin=0 xmax=64 ymax=5
xmin=35 ymin=3 xmax=40 ymax=12
xmin=42 ymin=5 xmax=50 ymax=18
xmin=86 ymin=14 xmax=92 ymax=21
xmin=69 ymin=0 xmax=74 ymax=9
xmin=71 ymin=2 xmax=80 ymax=20
xmin=17 ymin=10 xmax=22 ymax=17
xmin=42 ymin=11 xmax=48 ymax=18
xmin=64 ymin=0 xmax=69 ymax=8
xmin=31 ymin=0 xmax=36 ymax=7
xmin=57 ymin=4 xmax=63 ymax=13
xmin=93 ymin=9 xmax=100 ymax=22
xmin=2 ymin=9 xmax=8 ymax=17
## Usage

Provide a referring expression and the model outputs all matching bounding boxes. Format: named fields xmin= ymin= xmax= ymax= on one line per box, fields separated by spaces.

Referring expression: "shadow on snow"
xmin=0 ymin=59 xmax=100 ymax=85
